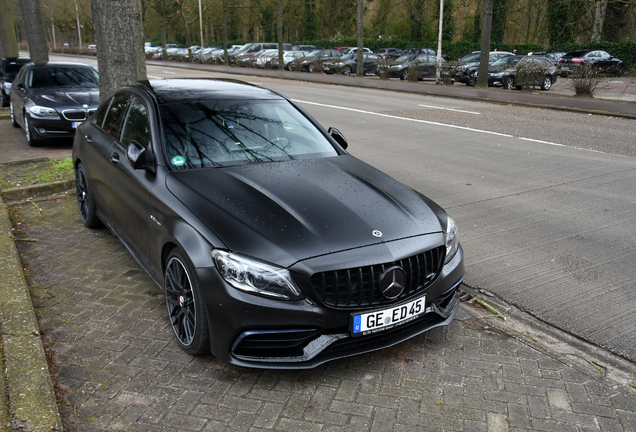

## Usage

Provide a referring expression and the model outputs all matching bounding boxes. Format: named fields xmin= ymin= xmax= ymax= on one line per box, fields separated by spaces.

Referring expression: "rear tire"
xmin=0 ymin=90 xmax=7 ymax=107
xmin=540 ymin=76 xmax=552 ymax=91
xmin=10 ymin=102 xmax=19 ymax=127
xmin=75 ymin=163 xmax=102 ymax=228
xmin=164 ymin=249 xmax=210 ymax=355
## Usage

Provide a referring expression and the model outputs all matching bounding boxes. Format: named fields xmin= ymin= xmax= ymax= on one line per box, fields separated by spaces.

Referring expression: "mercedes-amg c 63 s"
xmin=72 ymin=79 xmax=464 ymax=368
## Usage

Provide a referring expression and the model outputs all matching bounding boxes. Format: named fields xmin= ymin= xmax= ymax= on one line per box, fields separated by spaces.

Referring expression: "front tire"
xmin=467 ymin=73 xmax=477 ymax=87
xmin=401 ymin=69 xmax=409 ymax=81
xmin=503 ymin=77 xmax=515 ymax=90
xmin=164 ymin=249 xmax=210 ymax=355
xmin=76 ymin=163 xmax=102 ymax=228
xmin=343 ymin=65 xmax=352 ymax=76
xmin=24 ymin=113 xmax=38 ymax=147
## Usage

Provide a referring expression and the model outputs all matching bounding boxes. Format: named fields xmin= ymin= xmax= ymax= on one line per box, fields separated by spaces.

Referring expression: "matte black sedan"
xmin=557 ymin=50 xmax=625 ymax=76
xmin=10 ymin=61 xmax=99 ymax=146
xmin=1 ymin=57 xmax=30 ymax=107
xmin=72 ymin=79 xmax=464 ymax=369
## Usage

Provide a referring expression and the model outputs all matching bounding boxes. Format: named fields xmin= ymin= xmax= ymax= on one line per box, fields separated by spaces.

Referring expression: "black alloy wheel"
xmin=75 ymin=163 xmax=101 ymax=228
xmin=503 ymin=77 xmax=515 ymax=90
xmin=164 ymin=249 xmax=210 ymax=355
xmin=10 ymin=102 xmax=19 ymax=127
xmin=541 ymin=76 xmax=552 ymax=91
xmin=24 ymin=113 xmax=38 ymax=147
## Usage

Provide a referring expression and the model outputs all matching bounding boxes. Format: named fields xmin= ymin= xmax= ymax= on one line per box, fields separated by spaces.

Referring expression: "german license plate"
xmin=71 ymin=121 xmax=81 ymax=128
xmin=351 ymin=295 xmax=426 ymax=337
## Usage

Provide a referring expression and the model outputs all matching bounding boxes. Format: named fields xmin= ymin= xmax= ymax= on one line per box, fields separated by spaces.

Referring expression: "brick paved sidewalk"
xmin=9 ymin=195 xmax=636 ymax=432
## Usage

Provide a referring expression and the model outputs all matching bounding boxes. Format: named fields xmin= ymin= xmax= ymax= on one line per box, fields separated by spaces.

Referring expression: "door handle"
xmin=109 ymin=152 xmax=120 ymax=164
xmin=84 ymin=135 xmax=92 ymax=143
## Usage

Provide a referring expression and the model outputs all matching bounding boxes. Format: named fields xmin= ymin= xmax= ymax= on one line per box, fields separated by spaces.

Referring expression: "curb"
xmin=0 ymin=179 xmax=76 ymax=200
xmin=0 ymin=193 xmax=64 ymax=431
xmin=458 ymin=285 xmax=636 ymax=396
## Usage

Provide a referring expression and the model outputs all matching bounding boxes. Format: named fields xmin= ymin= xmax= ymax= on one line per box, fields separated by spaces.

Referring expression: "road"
xmin=30 ymin=54 xmax=636 ymax=363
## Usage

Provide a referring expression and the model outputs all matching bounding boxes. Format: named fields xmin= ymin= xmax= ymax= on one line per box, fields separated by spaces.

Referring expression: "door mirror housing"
xmin=328 ymin=127 xmax=348 ymax=149
xmin=126 ymin=140 xmax=155 ymax=173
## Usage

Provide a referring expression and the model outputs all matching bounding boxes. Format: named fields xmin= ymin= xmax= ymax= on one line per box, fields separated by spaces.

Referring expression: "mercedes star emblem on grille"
xmin=379 ymin=266 xmax=407 ymax=299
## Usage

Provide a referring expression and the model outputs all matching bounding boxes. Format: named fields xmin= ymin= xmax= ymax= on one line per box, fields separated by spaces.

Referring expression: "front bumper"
xmin=28 ymin=116 xmax=85 ymax=140
xmin=197 ymin=238 xmax=465 ymax=369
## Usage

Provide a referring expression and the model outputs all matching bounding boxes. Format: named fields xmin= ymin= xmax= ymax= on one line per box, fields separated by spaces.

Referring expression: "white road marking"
xmin=147 ymin=75 xmax=162 ymax=79
xmin=163 ymin=70 xmax=176 ymax=74
xmin=418 ymin=104 xmax=480 ymax=115
xmin=294 ymin=99 xmax=617 ymax=155
xmin=293 ymin=99 xmax=512 ymax=137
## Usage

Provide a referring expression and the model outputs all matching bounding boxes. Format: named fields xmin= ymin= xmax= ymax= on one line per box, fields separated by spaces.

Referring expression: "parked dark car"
xmin=557 ymin=50 xmax=625 ymax=76
xmin=1 ymin=57 xmax=30 ymax=107
xmin=486 ymin=55 xmax=557 ymax=90
xmin=376 ymin=48 xmax=403 ymax=61
xmin=291 ymin=49 xmax=343 ymax=72
xmin=452 ymin=51 xmax=514 ymax=85
xmin=384 ymin=54 xmax=444 ymax=80
xmin=10 ymin=61 xmax=99 ymax=146
xmin=72 ymin=78 xmax=464 ymax=369
xmin=531 ymin=51 xmax=566 ymax=65
xmin=324 ymin=53 xmax=381 ymax=75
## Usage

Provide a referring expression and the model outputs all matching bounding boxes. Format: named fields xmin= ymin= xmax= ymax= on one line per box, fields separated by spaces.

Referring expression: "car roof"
xmin=144 ymin=78 xmax=285 ymax=104
xmin=29 ymin=61 xmax=94 ymax=69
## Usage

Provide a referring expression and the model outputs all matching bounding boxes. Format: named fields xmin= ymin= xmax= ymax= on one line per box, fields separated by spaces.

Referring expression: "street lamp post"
xmin=199 ymin=0 xmax=204 ymax=63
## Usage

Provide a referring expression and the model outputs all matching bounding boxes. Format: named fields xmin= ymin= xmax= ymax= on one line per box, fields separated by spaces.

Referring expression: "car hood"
xmin=166 ymin=155 xmax=443 ymax=267
xmin=30 ymin=87 xmax=99 ymax=108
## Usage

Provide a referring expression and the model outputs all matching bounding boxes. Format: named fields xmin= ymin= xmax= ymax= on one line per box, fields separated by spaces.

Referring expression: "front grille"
xmin=62 ymin=109 xmax=88 ymax=121
xmin=311 ymin=246 xmax=445 ymax=309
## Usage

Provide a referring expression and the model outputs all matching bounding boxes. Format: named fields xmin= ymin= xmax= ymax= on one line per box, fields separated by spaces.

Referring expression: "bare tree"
xmin=277 ymin=0 xmax=284 ymax=69
xmin=150 ymin=0 xmax=177 ymax=60
xmin=0 ymin=0 xmax=19 ymax=58
xmin=20 ymin=0 xmax=49 ymax=61
xmin=476 ymin=0 xmax=493 ymax=88
xmin=91 ymin=0 xmax=147 ymax=102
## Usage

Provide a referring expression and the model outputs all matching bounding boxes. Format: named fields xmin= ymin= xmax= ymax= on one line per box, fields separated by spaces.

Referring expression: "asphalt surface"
xmin=1 ymin=60 xmax=636 ymax=431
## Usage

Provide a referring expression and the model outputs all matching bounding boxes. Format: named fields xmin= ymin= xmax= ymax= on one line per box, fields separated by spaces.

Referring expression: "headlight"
xmin=490 ymin=72 xmax=504 ymax=78
xmin=212 ymin=250 xmax=303 ymax=300
xmin=444 ymin=216 xmax=459 ymax=264
xmin=29 ymin=105 xmax=59 ymax=118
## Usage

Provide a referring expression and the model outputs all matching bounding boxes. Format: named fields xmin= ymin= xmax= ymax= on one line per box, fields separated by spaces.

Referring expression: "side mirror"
xmin=126 ymin=140 xmax=155 ymax=173
xmin=328 ymin=127 xmax=348 ymax=149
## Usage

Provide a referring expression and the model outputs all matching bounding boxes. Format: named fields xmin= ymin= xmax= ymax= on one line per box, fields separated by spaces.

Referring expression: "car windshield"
xmin=490 ymin=56 xmax=520 ymax=67
xmin=341 ymin=54 xmax=355 ymax=61
xmin=29 ymin=67 xmax=98 ymax=88
xmin=459 ymin=53 xmax=481 ymax=62
xmin=161 ymin=99 xmax=338 ymax=169
xmin=394 ymin=55 xmax=415 ymax=63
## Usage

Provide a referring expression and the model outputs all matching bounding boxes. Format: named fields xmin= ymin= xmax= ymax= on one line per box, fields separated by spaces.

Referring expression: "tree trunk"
xmin=91 ymin=0 xmax=147 ymax=102
xmin=591 ymin=0 xmax=608 ymax=41
xmin=19 ymin=0 xmax=49 ymax=61
xmin=222 ymin=0 xmax=228 ymax=64
xmin=0 ymin=0 xmax=19 ymax=59
xmin=476 ymin=0 xmax=493 ymax=88
xmin=356 ymin=0 xmax=363 ymax=77
xmin=277 ymin=0 xmax=284 ymax=70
